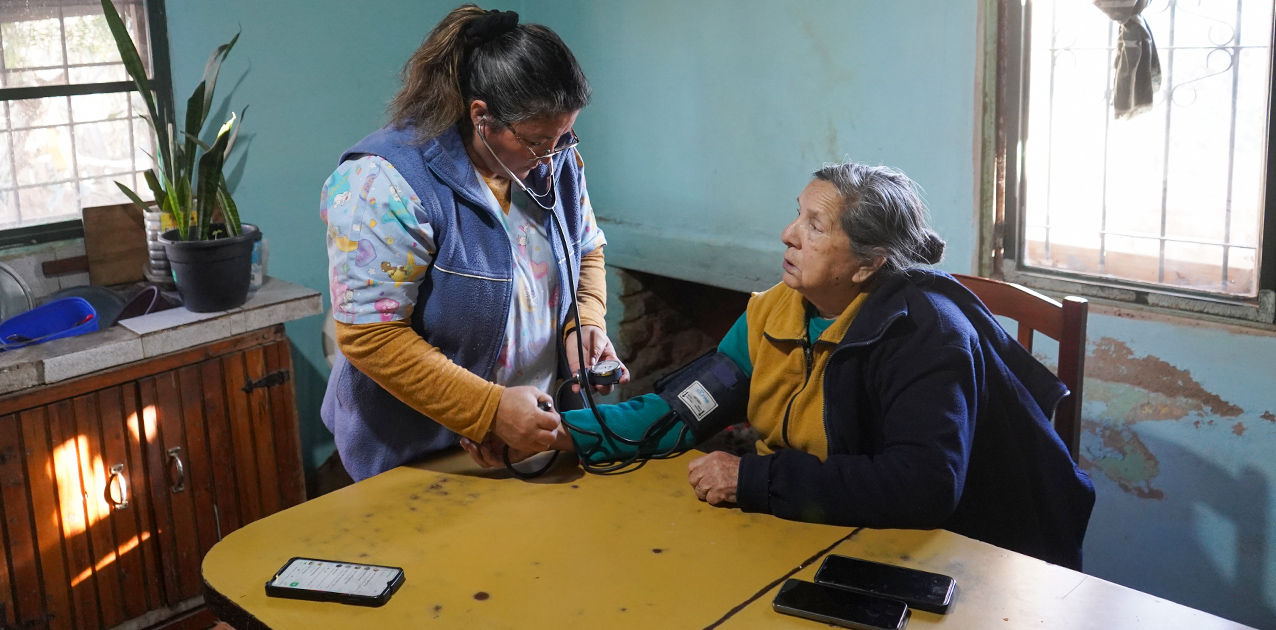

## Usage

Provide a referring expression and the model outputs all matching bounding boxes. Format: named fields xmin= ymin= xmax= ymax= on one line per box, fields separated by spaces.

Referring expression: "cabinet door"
xmin=91 ymin=385 xmax=165 ymax=621
xmin=138 ymin=338 xmax=304 ymax=606
xmin=0 ymin=384 xmax=162 ymax=630
xmin=139 ymin=372 xmax=206 ymax=605
xmin=0 ymin=411 xmax=67 ymax=630
xmin=0 ymin=328 xmax=303 ymax=630
xmin=263 ymin=338 xmax=305 ymax=507
xmin=218 ymin=338 xmax=304 ymax=524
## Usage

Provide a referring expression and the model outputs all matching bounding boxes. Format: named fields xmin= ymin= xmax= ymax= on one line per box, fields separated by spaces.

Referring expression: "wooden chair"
xmin=952 ymin=274 xmax=1088 ymax=460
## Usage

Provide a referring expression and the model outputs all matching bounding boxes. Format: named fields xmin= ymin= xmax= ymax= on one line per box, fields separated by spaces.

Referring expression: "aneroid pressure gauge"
xmin=588 ymin=359 xmax=623 ymax=386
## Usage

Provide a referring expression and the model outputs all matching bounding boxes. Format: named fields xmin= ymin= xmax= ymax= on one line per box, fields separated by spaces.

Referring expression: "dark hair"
xmin=812 ymin=160 xmax=946 ymax=273
xmin=389 ymin=5 xmax=591 ymax=141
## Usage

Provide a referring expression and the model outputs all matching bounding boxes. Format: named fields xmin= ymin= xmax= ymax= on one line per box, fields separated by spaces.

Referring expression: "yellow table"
xmin=203 ymin=451 xmax=1252 ymax=629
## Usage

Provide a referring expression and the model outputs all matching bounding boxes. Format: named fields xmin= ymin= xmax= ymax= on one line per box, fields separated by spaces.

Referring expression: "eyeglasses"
xmin=477 ymin=117 xmax=568 ymax=211
xmin=505 ymin=123 xmax=580 ymax=161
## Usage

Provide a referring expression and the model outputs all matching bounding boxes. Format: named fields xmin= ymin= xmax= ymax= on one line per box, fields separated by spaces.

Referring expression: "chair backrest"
xmin=952 ymin=274 xmax=1088 ymax=460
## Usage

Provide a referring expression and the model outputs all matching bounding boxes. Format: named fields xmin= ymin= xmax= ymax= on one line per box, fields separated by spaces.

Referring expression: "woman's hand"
xmin=491 ymin=386 xmax=561 ymax=452
xmin=460 ymin=433 xmax=537 ymax=468
xmin=687 ymin=451 xmax=741 ymax=505
xmin=564 ymin=325 xmax=629 ymax=395
xmin=462 ymin=415 xmax=575 ymax=468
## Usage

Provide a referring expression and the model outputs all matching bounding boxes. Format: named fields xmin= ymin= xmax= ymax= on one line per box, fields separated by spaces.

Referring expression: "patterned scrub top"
xmin=321 ymin=155 xmax=606 ymax=392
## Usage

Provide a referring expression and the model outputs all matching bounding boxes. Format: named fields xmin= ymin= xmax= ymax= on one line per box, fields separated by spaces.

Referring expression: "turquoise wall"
xmin=517 ymin=0 xmax=980 ymax=290
xmin=165 ymin=1 xmax=1276 ymax=626
xmin=164 ymin=0 xmax=473 ymax=472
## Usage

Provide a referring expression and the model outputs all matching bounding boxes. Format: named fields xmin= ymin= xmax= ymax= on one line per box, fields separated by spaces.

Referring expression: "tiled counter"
xmin=0 ymin=277 xmax=322 ymax=395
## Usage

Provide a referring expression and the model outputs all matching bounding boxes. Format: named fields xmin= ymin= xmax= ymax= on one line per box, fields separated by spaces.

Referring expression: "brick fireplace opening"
xmin=611 ymin=268 xmax=758 ymax=455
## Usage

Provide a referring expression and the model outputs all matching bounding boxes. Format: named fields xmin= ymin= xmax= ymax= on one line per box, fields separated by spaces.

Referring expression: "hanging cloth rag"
xmin=1094 ymin=0 xmax=1162 ymax=119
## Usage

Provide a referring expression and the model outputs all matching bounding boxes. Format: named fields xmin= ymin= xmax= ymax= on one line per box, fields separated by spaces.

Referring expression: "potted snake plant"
xmin=103 ymin=0 xmax=258 ymax=312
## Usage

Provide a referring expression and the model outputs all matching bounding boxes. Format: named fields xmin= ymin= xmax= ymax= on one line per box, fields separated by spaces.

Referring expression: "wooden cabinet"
xmin=0 ymin=326 xmax=303 ymax=630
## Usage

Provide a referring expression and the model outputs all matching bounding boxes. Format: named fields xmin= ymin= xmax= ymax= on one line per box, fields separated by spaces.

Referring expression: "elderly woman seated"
xmin=465 ymin=160 xmax=1095 ymax=569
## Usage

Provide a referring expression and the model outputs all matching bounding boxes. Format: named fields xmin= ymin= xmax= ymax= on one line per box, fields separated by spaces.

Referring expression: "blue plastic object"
xmin=0 ymin=297 xmax=98 ymax=351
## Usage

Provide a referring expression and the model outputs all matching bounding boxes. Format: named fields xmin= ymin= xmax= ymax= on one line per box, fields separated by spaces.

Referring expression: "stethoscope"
xmin=476 ymin=116 xmax=561 ymax=211
xmin=476 ymin=118 xmax=690 ymax=477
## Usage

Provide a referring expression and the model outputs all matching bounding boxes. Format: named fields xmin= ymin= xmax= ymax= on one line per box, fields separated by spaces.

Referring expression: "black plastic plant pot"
xmin=159 ymin=223 xmax=261 ymax=313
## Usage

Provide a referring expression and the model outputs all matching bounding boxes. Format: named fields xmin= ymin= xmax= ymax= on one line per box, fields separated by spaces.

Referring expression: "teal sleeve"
xmin=717 ymin=313 xmax=752 ymax=377
xmin=563 ymin=311 xmax=751 ymax=464
xmin=562 ymin=395 xmax=692 ymax=464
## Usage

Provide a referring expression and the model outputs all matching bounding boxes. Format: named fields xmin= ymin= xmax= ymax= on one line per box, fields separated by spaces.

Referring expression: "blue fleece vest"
xmin=321 ymin=124 xmax=587 ymax=481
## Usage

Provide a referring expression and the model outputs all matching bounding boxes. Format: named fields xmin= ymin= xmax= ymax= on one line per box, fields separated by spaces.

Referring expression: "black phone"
xmin=264 ymin=557 xmax=405 ymax=607
xmin=815 ymin=554 xmax=955 ymax=614
xmin=772 ymin=579 xmax=909 ymax=630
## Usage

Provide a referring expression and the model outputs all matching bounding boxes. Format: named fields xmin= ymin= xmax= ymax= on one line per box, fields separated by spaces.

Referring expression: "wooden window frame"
xmin=988 ymin=0 xmax=1276 ymax=325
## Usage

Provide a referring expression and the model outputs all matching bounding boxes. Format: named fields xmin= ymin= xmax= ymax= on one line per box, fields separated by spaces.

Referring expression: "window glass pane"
xmin=1 ymin=17 xmax=64 ymax=69
xmin=14 ymin=126 xmax=73 ymax=186
xmin=70 ymin=91 xmax=128 ymax=123
xmin=1162 ymin=241 xmax=1225 ymax=291
xmin=9 ymin=95 xmax=70 ymax=129
xmin=1103 ymin=235 xmax=1163 ymax=285
xmin=0 ymin=190 xmax=15 ymax=226
xmin=1021 ymin=0 xmax=1272 ymax=297
xmin=67 ymin=63 xmax=125 ymax=83
xmin=133 ymin=117 xmax=154 ymax=172
xmin=0 ymin=130 xmax=11 ymax=189
xmin=18 ymin=181 xmax=76 ymax=224
xmin=1227 ymin=247 xmax=1257 ymax=295
xmin=63 ymin=13 xmax=121 ymax=66
xmin=3 ymin=68 xmax=66 ymax=88
xmin=75 ymin=119 xmax=133 ymax=177
xmin=81 ymin=173 xmax=137 ymax=209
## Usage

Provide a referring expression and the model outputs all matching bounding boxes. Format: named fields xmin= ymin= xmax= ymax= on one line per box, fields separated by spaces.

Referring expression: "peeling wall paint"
xmin=1065 ymin=318 xmax=1276 ymax=628
xmin=1080 ymin=337 xmax=1248 ymax=501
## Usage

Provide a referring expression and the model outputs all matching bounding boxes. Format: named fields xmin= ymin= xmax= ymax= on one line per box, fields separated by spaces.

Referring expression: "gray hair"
xmin=812 ymin=160 xmax=945 ymax=274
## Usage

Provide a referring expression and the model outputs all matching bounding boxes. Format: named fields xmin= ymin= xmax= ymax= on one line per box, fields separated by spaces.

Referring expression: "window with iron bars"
xmin=994 ymin=0 xmax=1276 ymax=324
xmin=0 ymin=0 xmax=170 ymax=248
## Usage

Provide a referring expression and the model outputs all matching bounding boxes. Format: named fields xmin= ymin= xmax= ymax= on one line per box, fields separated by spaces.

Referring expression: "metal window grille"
xmin=1020 ymin=0 xmax=1273 ymax=298
xmin=0 ymin=0 xmax=165 ymax=237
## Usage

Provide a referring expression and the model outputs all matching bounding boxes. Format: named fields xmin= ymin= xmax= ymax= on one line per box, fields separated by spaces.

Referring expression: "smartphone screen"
xmin=815 ymin=555 xmax=955 ymax=614
xmin=773 ymin=579 xmax=909 ymax=630
xmin=266 ymin=558 xmax=404 ymax=606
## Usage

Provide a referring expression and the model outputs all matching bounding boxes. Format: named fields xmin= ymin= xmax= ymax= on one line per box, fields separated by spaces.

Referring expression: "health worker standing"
xmin=321 ymin=5 xmax=623 ymax=481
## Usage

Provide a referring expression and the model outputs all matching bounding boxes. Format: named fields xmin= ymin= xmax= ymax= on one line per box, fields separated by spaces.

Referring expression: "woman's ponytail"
xmin=389 ymin=4 xmax=590 ymax=143
xmin=389 ymin=4 xmax=487 ymax=141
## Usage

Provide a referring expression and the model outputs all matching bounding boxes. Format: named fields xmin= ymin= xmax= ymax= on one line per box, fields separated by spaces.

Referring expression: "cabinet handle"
xmin=167 ymin=447 xmax=186 ymax=493
xmin=106 ymin=463 xmax=130 ymax=510
xmin=243 ymin=369 xmax=291 ymax=393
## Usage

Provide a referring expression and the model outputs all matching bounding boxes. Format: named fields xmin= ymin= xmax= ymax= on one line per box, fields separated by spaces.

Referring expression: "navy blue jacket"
xmin=736 ymin=270 xmax=1096 ymax=569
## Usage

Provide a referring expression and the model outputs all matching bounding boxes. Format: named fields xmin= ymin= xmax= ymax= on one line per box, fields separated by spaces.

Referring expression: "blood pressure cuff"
xmin=654 ymin=350 xmax=750 ymax=443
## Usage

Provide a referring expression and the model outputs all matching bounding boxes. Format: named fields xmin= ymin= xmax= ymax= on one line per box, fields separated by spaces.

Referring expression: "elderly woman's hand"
xmin=687 ymin=451 xmax=740 ymax=505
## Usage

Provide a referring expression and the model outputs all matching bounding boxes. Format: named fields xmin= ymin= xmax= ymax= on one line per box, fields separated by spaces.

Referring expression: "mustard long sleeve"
xmin=564 ymin=246 xmax=608 ymax=337
xmin=336 ymin=319 xmax=503 ymax=442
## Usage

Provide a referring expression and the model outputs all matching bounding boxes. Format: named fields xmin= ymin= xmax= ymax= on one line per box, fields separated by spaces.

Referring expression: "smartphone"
xmin=772 ymin=579 xmax=909 ymax=630
xmin=264 ymin=557 xmax=405 ymax=607
xmin=815 ymin=554 xmax=955 ymax=614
